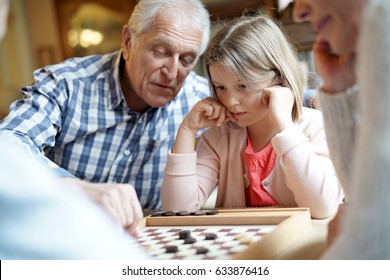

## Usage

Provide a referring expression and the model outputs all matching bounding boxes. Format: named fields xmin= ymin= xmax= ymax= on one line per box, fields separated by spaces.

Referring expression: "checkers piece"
xmin=177 ymin=210 xmax=191 ymax=216
xmin=205 ymin=209 xmax=218 ymax=215
xmin=165 ymin=245 xmax=179 ymax=253
xmin=184 ymin=237 xmax=197 ymax=244
xmin=195 ymin=247 xmax=209 ymax=254
xmin=191 ymin=210 xmax=207 ymax=216
xmin=150 ymin=211 xmax=164 ymax=217
xmin=204 ymin=233 xmax=218 ymax=240
xmin=162 ymin=211 xmax=176 ymax=216
xmin=178 ymin=230 xmax=192 ymax=240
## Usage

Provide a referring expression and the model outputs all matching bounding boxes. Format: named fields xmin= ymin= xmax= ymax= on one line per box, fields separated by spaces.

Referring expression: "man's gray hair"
xmin=128 ymin=0 xmax=211 ymax=57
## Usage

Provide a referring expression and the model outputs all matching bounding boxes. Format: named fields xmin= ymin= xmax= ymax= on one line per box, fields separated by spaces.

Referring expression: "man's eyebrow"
xmin=151 ymin=37 xmax=199 ymax=56
xmin=151 ymin=36 xmax=169 ymax=45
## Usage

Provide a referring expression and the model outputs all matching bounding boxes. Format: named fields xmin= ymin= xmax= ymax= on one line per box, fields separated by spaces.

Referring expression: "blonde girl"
xmin=161 ymin=14 xmax=343 ymax=219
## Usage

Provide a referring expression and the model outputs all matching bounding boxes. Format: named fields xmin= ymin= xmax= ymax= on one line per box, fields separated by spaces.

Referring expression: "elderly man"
xmin=0 ymin=0 xmax=211 ymax=233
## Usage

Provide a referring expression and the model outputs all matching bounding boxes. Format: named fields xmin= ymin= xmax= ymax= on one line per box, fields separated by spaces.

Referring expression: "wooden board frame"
xmin=138 ymin=207 xmax=312 ymax=260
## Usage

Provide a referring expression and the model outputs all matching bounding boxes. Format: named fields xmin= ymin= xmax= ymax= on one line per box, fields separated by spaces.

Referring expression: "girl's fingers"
xmin=199 ymin=101 xmax=214 ymax=117
xmin=208 ymin=103 xmax=222 ymax=120
xmin=216 ymin=108 xmax=226 ymax=126
xmin=198 ymin=98 xmax=233 ymax=126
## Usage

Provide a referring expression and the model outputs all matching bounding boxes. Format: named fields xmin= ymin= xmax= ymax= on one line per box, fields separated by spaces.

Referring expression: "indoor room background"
xmin=0 ymin=0 xmax=319 ymax=119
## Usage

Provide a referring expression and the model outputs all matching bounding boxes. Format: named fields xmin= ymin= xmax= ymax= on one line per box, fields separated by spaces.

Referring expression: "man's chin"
xmin=314 ymin=36 xmax=355 ymax=57
xmin=148 ymin=96 xmax=175 ymax=108
xmin=314 ymin=37 xmax=334 ymax=54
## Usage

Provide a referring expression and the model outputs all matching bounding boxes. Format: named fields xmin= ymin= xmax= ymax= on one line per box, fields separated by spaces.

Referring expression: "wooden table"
xmin=273 ymin=217 xmax=331 ymax=259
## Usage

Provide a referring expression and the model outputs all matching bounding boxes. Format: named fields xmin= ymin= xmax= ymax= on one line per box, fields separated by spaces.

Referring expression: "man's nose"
xmin=292 ymin=0 xmax=312 ymax=23
xmin=161 ymin=58 xmax=179 ymax=80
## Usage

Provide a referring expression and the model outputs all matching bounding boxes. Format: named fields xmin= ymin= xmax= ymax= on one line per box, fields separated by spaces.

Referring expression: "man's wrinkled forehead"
xmin=146 ymin=15 xmax=202 ymax=50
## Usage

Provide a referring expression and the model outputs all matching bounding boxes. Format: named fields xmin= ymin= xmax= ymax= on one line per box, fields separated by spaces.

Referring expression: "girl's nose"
xmin=224 ymin=91 xmax=240 ymax=107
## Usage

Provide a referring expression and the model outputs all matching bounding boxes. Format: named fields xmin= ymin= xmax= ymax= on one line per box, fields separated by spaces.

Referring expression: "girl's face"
xmin=293 ymin=0 xmax=368 ymax=56
xmin=209 ymin=63 xmax=271 ymax=128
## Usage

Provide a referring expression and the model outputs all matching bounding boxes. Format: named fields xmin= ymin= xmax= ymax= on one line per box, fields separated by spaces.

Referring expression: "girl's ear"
xmin=272 ymin=69 xmax=283 ymax=86
xmin=278 ymin=76 xmax=291 ymax=89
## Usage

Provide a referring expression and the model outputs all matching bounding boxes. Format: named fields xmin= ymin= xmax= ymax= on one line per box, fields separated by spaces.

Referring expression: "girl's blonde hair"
xmin=205 ymin=13 xmax=304 ymax=122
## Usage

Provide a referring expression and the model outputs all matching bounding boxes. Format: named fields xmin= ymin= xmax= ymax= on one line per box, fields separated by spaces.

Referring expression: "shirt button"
xmin=124 ymin=149 xmax=130 ymax=156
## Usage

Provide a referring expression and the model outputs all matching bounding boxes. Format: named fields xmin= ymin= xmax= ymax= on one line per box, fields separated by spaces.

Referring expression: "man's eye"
xmin=181 ymin=57 xmax=195 ymax=66
xmin=154 ymin=48 xmax=168 ymax=57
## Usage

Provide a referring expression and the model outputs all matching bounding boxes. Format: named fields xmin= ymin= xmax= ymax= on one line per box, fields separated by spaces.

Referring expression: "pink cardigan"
xmin=161 ymin=108 xmax=344 ymax=218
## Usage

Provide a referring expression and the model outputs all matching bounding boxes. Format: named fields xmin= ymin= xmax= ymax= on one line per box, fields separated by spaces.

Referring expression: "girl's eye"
xmin=238 ymin=84 xmax=247 ymax=90
xmin=214 ymin=85 xmax=225 ymax=91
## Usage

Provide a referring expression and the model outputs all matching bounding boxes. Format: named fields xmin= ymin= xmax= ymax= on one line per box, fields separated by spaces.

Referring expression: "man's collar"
xmin=108 ymin=51 xmax=125 ymax=110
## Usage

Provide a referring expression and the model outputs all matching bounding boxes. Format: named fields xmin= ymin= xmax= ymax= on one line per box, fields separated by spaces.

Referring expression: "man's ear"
xmin=122 ymin=25 xmax=132 ymax=59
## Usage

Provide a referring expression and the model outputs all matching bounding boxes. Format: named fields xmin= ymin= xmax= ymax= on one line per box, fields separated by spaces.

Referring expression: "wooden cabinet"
xmin=203 ymin=0 xmax=317 ymax=52
xmin=279 ymin=3 xmax=317 ymax=52
xmin=54 ymin=0 xmax=137 ymax=59
xmin=53 ymin=0 xmax=315 ymax=61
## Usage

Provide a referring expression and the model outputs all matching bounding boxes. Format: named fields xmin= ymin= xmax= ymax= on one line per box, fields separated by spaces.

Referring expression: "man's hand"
xmin=60 ymin=177 xmax=143 ymax=237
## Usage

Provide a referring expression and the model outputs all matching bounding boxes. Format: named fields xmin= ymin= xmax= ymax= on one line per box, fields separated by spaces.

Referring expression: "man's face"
xmin=121 ymin=13 xmax=203 ymax=111
xmin=293 ymin=0 xmax=368 ymax=56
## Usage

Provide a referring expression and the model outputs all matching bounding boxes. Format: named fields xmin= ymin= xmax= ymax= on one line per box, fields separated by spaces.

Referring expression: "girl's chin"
xmin=230 ymin=120 xmax=246 ymax=127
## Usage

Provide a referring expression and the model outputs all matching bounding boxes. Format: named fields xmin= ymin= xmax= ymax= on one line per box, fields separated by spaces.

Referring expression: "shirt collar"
xmin=108 ymin=51 xmax=125 ymax=110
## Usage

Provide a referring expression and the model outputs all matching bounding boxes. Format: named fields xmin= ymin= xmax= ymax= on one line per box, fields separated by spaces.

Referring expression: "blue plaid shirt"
xmin=0 ymin=51 xmax=210 ymax=209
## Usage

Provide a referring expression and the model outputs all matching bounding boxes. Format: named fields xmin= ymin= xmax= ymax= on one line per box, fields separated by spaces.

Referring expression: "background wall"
xmin=0 ymin=0 xmax=34 ymax=118
xmin=0 ymin=0 xmax=133 ymax=118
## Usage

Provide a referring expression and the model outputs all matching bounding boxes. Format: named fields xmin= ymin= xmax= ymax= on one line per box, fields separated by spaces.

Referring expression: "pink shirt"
xmin=245 ymin=140 xmax=278 ymax=207
xmin=161 ymin=108 xmax=344 ymax=218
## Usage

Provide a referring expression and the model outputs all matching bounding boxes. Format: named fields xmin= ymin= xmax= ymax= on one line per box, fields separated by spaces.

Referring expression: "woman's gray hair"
xmin=205 ymin=13 xmax=304 ymax=122
xmin=128 ymin=0 xmax=211 ymax=57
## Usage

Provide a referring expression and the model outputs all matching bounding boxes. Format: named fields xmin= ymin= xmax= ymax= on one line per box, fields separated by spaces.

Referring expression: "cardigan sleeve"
xmin=272 ymin=113 xmax=344 ymax=218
